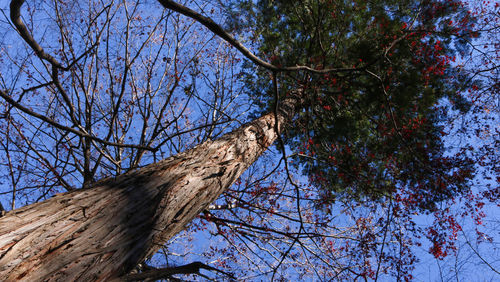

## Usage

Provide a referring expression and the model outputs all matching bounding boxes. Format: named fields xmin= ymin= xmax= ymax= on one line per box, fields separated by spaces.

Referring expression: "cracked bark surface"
xmin=0 ymin=95 xmax=299 ymax=281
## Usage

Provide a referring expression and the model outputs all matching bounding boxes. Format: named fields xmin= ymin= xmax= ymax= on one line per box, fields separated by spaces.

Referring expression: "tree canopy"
xmin=232 ymin=0 xmax=480 ymax=209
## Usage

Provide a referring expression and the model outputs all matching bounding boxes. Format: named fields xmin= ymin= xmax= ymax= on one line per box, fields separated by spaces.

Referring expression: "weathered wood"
xmin=0 ymin=95 xmax=298 ymax=281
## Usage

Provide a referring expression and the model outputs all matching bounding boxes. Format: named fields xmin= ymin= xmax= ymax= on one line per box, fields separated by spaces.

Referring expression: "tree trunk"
xmin=0 ymin=95 xmax=299 ymax=281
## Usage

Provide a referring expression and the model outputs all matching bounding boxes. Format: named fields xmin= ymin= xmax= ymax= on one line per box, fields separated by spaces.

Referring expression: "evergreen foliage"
xmin=229 ymin=0 xmax=478 ymax=210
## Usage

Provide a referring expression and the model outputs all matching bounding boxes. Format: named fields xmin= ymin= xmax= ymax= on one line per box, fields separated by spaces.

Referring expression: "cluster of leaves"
xmin=231 ymin=0 xmax=479 ymax=211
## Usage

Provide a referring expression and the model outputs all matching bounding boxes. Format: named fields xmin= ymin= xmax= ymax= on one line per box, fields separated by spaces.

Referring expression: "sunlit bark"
xmin=0 ymin=94 xmax=298 ymax=281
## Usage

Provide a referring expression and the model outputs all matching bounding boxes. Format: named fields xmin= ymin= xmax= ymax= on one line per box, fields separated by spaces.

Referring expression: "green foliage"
xmin=229 ymin=0 xmax=477 ymax=210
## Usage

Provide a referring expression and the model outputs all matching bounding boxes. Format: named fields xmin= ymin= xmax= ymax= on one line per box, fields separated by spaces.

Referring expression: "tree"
xmin=0 ymin=0 xmax=498 ymax=280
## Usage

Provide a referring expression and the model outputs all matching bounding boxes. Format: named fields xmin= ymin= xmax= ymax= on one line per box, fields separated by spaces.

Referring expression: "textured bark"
xmin=0 ymin=95 xmax=298 ymax=281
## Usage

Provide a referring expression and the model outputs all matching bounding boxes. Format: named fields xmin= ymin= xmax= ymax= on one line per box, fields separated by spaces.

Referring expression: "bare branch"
xmin=10 ymin=0 xmax=65 ymax=69
xmin=0 ymin=89 xmax=155 ymax=151
xmin=125 ymin=261 xmax=235 ymax=281
xmin=156 ymin=0 xmax=361 ymax=74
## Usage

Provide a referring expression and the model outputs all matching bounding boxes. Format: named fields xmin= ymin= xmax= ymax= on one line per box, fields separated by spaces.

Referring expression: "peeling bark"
xmin=0 ymin=95 xmax=299 ymax=281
